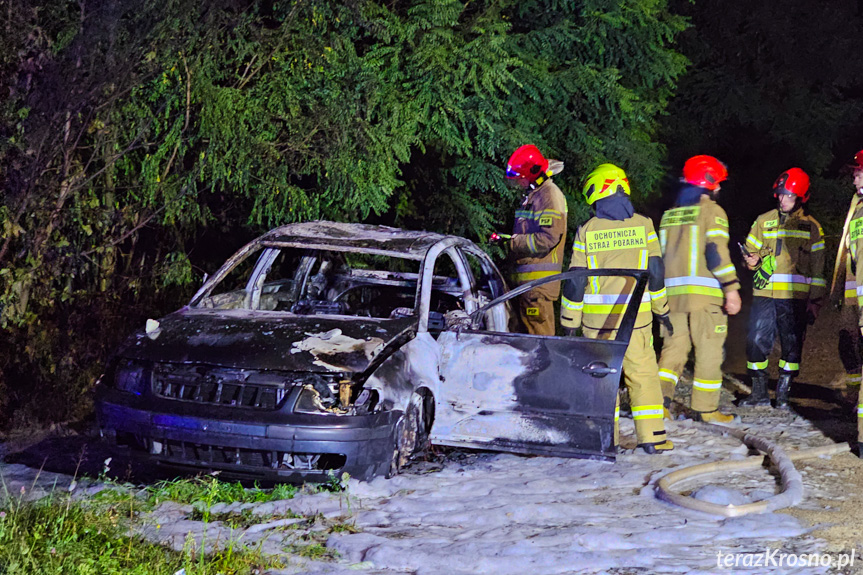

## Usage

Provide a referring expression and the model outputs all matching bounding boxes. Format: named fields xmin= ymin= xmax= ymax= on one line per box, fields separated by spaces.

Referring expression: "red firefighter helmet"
xmin=773 ymin=167 xmax=810 ymax=203
xmin=850 ymin=149 xmax=863 ymax=171
xmin=506 ymin=145 xmax=550 ymax=187
xmin=682 ymin=155 xmax=728 ymax=191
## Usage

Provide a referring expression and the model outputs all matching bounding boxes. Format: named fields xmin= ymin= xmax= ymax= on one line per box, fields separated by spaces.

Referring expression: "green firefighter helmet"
xmin=582 ymin=163 xmax=630 ymax=205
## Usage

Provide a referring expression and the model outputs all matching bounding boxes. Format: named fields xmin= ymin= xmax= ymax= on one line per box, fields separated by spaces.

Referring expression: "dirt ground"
xmin=724 ymin=298 xmax=863 ymax=554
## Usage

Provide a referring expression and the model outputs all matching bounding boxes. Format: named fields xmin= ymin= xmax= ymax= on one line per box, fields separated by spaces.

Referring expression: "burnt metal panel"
xmin=116 ymin=311 xmax=415 ymax=372
xmin=259 ymin=221 xmax=454 ymax=259
xmin=432 ymin=330 xmax=626 ymax=461
xmin=363 ymin=332 xmax=441 ymax=411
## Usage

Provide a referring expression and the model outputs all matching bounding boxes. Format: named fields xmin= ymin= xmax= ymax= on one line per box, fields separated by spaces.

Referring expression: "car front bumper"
xmin=96 ymin=396 xmax=399 ymax=483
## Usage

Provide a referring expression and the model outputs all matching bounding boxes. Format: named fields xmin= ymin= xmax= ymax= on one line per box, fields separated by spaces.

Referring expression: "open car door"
xmin=430 ymin=269 xmax=648 ymax=461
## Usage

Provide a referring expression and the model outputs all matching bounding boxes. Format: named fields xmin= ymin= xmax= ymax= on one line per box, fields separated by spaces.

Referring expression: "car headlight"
xmin=114 ymin=359 xmax=149 ymax=395
xmin=294 ymin=374 xmax=352 ymax=415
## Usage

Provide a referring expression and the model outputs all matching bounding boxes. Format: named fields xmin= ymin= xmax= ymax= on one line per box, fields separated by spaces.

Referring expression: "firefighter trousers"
xmin=838 ymin=303 xmax=862 ymax=387
xmin=657 ymin=306 xmax=728 ymax=413
xmin=836 ymin=306 xmax=863 ymax=446
xmin=515 ymin=292 xmax=556 ymax=336
xmin=746 ymin=297 xmax=807 ymax=377
xmin=857 ymin=386 xmax=863 ymax=445
xmin=584 ymin=326 xmax=667 ymax=446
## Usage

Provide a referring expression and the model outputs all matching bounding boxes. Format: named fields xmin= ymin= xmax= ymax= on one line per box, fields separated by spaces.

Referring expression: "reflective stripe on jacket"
xmin=745 ymin=208 xmax=826 ymax=300
xmin=847 ymin=199 xmax=863 ymax=318
xmin=561 ymin=213 xmax=669 ymax=331
xmin=509 ymin=179 xmax=568 ymax=300
xmin=659 ymin=194 xmax=740 ymax=313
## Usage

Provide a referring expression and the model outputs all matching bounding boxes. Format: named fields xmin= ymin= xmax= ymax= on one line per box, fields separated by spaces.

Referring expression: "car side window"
xmin=429 ymin=252 xmax=470 ymax=335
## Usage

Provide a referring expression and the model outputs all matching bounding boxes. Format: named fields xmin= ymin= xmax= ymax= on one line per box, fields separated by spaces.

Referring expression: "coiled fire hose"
xmin=655 ymin=422 xmax=851 ymax=517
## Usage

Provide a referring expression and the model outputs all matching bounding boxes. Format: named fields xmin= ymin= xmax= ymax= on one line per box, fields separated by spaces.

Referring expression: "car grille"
xmin=151 ymin=364 xmax=294 ymax=410
xmin=145 ymin=437 xmax=346 ymax=472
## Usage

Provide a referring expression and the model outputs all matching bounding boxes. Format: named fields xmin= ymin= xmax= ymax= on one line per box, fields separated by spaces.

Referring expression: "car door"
xmin=430 ymin=269 xmax=648 ymax=461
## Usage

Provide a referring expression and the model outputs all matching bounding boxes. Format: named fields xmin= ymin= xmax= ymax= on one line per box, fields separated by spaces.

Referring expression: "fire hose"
xmin=655 ymin=422 xmax=851 ymax=517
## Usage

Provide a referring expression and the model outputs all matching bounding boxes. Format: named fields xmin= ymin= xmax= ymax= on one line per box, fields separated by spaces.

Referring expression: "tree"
xmin=660 ymin=0 xmax=863 ymax=232
xmin=0 ymin=0 xmax=687 ymax=425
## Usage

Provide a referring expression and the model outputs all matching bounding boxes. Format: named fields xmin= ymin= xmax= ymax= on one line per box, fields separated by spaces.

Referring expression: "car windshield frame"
xmin=187 ymin=238 xmax=488 ymax=326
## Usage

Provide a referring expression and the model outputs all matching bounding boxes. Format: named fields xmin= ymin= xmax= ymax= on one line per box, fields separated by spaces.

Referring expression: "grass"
xmin=188 ymin=507 xmax=301 ymax=530
xmin=0 ymin=470 xmax=355 ymax=574
xmin=284 ymin=541 xmax=336 ymax=561
xmin=143 ymin=475 xmax=301 ymax=509
xmin=0 ymin=490 xmax=284 ymax=574
xmin=138 ymin=475 xmax=301 ymax=523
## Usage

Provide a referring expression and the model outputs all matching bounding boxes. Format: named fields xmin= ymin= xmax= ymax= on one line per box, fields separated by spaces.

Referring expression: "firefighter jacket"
xmin=744 ymin=207 xmax=826 ymax=301
xmin=509 ymin=178 xmax=568 ymax=300
xmin=846 ymin=198 xmax=863 ymax=321
xmin=560 ymin=213 xmax=669 ymax=332
xmin=659 ymin=192 xmax=740 ymax=313
xmin=844 ymin=197 xmax=863 ymax=306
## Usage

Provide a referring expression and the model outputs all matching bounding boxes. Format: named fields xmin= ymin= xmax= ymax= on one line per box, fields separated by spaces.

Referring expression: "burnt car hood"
xmin=116 ymin=309 xmax=416 ymax=373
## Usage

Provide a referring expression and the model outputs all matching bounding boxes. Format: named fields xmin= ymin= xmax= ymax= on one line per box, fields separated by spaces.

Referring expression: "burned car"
xmin=96 ymin=221 xmax=647 ymax=482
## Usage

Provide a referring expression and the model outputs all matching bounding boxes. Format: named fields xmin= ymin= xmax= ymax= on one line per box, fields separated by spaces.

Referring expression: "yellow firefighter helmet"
xmin=582 ymin=163 xmax=630 ymax=205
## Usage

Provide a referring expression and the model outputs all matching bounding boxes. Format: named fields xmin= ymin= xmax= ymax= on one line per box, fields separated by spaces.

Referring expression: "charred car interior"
xmin=96 ymin=221 xmax=646 ymax=482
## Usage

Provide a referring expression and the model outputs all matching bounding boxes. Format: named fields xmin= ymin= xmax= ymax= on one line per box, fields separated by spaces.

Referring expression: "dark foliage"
xmin=0 ymin=0 xmax=686 ymax=425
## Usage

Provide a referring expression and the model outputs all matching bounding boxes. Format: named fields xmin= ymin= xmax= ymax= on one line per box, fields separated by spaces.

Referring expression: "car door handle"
xmin=582 ymin=361 xmax=618 ymax=378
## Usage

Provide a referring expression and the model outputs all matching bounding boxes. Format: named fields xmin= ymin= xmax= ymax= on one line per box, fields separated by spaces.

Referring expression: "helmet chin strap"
xmin=529 ymin=174 xmax=546 ymax=190
xmin=528 ymin=170 xmax=553 ymax=190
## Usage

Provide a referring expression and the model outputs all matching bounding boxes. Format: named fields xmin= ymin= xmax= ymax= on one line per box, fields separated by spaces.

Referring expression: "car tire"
xmin=387 ymin=391 xmax=431 ymax=478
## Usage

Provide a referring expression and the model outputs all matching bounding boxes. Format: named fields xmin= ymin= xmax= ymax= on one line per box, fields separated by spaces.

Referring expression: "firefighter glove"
xmin=489 ymin=232 xmax=512 ymax=244
xmin=752 ymin=254 xmax=776 ymax=290
xmin=656 ymin=312 xmax=674 ymax=338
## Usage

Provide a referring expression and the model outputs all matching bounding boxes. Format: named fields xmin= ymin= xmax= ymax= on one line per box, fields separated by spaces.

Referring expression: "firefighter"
xmin=836 ymin=151 xmax=863 ymax=456
xmin=741 ymin=168 xmax=826 ymax=409
xmin=832 ymin=150 xmax=863 ymax=397
xmin=657 ymin=155 xmax=742 ymax=423
xmin=560 ymin=163 xmax=673 ymax=454
xmin=494 ymin=144 xmax=568 ymax=336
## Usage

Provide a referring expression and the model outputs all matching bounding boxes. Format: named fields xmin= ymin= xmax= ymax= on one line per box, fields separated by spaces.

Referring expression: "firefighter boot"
xmin=694 ymin=410 xmax=737 ymax=425
xmin=639 ymin=440 xmax=674 ymax=454
xmin=856 ymin=388 xmax=862 ymax=457
xmin=740 ymin=374 xmax=771 ymax=407
xmin=775 ymin=373 xmax=793 ymax=410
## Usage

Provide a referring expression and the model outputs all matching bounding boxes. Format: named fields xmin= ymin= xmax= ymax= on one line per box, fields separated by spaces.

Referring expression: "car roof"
xmin=258 ymin=220 xmax=473 ymax=260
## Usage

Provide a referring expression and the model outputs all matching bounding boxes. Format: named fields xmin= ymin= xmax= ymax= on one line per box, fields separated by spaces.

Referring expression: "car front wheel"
xmin=387 ymin=391 xmax=431 ymax=477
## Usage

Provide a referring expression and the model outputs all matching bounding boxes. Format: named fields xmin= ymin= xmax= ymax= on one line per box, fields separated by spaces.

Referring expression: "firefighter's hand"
xmin=489 ymin=232 xmax=512 ymax=244
xmin=724 ymin=290 xmax=742 ymax=315
xmin=743 ymin=253 xmax=760 ymax=269
xmin=806 ymin=299 xmax=822 ymax=325
xmin=656 ymin=313 xmax=674 ymax=338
